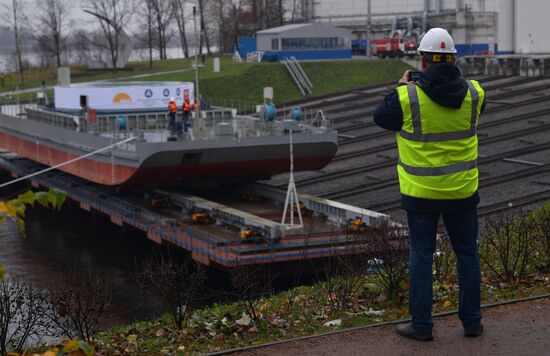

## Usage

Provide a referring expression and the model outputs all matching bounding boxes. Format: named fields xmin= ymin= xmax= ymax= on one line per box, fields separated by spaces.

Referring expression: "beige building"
xmin=286 ymin=0 xmax=549 ymax=55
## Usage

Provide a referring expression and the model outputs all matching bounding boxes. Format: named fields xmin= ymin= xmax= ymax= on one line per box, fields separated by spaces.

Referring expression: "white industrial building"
xmin=286 ymin=0 xmax=550 ymax=55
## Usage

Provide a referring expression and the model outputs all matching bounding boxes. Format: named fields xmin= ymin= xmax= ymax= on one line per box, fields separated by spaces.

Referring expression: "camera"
xmin=408 ymin=71 xmax=422 ymax=82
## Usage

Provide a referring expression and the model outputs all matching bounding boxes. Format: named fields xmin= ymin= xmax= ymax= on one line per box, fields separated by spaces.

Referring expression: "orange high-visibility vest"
xmin=168 ymin=101 xmax=177 ymax=113
xmin=193 ymin=101 xmax=198 ymax=111
xmin=183 ymin=101 xmax=191 ymax=112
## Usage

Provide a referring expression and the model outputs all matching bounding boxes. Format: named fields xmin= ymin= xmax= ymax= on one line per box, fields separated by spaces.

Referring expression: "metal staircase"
xmin=282 ymin=57 xmax=313 ymax=96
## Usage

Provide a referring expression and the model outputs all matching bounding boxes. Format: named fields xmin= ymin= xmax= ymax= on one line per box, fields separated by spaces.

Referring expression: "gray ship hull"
xmin=0 ymin=111 xmax=338 ymax=185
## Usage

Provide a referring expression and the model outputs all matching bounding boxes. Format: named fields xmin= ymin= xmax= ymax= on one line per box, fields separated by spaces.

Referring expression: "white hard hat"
xmin=418 ymin=28 xmax=457 ymax=54
xmin=170 ymin=97 xmax=175 ymax=101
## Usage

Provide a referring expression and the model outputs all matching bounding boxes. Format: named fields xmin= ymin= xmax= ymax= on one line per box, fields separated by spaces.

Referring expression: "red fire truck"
xmin=371 ymin=36 xmax=418 ymax=58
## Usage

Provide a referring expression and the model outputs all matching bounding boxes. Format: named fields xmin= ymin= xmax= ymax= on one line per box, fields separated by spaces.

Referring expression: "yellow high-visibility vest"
xmin=396 ymin=80 xmax=485 ymax=199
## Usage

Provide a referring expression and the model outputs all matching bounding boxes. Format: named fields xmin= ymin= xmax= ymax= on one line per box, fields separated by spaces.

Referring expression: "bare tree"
xmin=34 ymin=0 xmax=68 ymax=68
xmin=278 ymin=0 xmax=284 ymax=25
xmin=213 ymin=0 xmax=227 ymax=53
xmin=479 ymin=211 xmax=536 ymax=284
xmin=68 ymin=30 xmax=92 ymax=66
xmin=320 ymin=232 xmax=372 ymax=313
xmin=229 ymin=0 xmax=243 ymax=50
xmin=289 ymin=0 xmax=299 ymax=22
xmin=229 ymin=263 xmax=274 ymax=322
xmin=47 ymin=272 xmax=112 ymax=342
xmin=0 ymin=279 xmax=51 ymax=355
xmin=135 ymin=253 xmax=206 ymax=330
xmin=150 ymin=0 xmax=173 ymax=60
xmin=172 ymin=0 xmax=190 ymax=58
xmin=1 ymin=0 xmax=26 ymax=84
xmin=197 ymin=0 xmax=212 ymax=55
xmin=369 ymin=222 xmax=410 ymax=301
xmin=84 ymin=0 xmax=133 ymax=71
xmin=135 ymin=0 xmax=156 ymax=68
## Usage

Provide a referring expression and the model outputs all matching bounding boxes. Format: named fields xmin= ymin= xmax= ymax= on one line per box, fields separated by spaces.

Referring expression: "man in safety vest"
xmin=182 ymin=98 xmax=191 ymax=132
xmin=167 ymin=97 xmax=177 ymax=135
xmin=374 ymin=28 xmax=486 ymax=341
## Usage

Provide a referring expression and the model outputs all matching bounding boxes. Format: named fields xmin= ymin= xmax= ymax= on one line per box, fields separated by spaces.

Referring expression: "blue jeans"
xmin=407 ymin=208 xmax=481 ymax=331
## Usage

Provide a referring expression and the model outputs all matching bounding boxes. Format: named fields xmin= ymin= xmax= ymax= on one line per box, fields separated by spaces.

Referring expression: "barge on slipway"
xmin=0 ymin=81 xmax=338 ymax=186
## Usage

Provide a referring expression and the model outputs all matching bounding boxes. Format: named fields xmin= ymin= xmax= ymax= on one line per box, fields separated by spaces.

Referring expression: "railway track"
xmin=334 ymin=118 xmax=550 ymax=162
xmin=323 ymin=141 xmax=550 ymax=200
xmin=280 ymin=141 xmax=550 ymax=190
xmin=330 ymin=80 xmax=550 ymax=133
xmin=336 ymin=92 xmax=550 ymax=134
xmin=268 ymin=74 xmax=550 ymax=220
xmin=339 ymin=103 xmax=550 ymax=146
xmin=366 ymin=163 xmax=550 ymax=213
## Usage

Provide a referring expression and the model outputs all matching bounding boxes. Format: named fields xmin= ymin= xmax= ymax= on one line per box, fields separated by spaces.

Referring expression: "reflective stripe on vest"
xmin=399 ymin=81 xmax=479 ymax=142
xmin=396 ymin=79 xmax=484 ymax=199
xmin=398 ymin=158 xmax=477 ymax=176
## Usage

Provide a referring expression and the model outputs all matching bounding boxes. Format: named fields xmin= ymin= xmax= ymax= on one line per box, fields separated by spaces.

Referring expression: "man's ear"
xmin=421 ymin=56 xmax=429 ymax=70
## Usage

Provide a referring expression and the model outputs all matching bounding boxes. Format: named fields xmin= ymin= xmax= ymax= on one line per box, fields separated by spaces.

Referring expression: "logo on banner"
xmin=112 ymin=92 xmax=132 ymax=104
xmin=144 ymin=89 xmax=153 ymax=98
xmin=163 ymin=88 xmax=170 ymax=97
xmin=176 ymin=88 xmax=181 ymax=96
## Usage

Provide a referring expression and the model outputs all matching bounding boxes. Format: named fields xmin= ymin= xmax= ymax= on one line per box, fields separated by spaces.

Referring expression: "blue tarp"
xmin=236 ymin=36 xmax=257 ymax=59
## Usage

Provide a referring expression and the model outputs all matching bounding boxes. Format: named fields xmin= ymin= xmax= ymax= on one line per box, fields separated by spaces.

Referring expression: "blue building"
xmin=248 ymin=23 xmax=352 ymax=62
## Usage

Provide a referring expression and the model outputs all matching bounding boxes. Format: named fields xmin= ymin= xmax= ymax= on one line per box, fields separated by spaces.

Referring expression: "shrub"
xmin=479 ymin=212 xmax=536 ymax=284
xmin=369 ymin=221 xmax=409 ymax=301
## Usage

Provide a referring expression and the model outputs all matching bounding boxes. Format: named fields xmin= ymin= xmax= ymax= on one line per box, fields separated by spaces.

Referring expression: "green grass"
xmin=126 ymin=56 xmax=411 ymax=107
xmin=2 ymin=56 xmax=410 ymax=109
xmin=0 ymin=58 xmax=195 ymax=93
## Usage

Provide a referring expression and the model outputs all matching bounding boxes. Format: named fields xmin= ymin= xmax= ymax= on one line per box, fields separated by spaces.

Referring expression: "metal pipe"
xmin=366 ymin=0 xmax=372 ymax=57
xmin=193 ymin=6 xmax=201 ymax=133
xmin=436 ymin=0 xmax=441 ymax=13
xmin=407 ymin=16 xmax=413 ymax=36
xmin=422 ymin=11 xmax=428 ymax=34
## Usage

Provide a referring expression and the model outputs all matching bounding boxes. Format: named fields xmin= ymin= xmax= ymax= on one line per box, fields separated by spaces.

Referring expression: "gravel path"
xmin=233 ymin=297 xmax=550 ymax=356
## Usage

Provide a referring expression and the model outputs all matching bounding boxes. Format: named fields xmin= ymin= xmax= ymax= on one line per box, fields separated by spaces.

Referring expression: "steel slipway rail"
xmin=205 ymin=293 xmax=550 ymax=355
xmin=0 ymin=155 xmax=390 ymax=268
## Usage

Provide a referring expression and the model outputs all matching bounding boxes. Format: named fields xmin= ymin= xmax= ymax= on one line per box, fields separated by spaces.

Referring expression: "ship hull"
xmin=0 ymin=112 xmax=338 ymax=185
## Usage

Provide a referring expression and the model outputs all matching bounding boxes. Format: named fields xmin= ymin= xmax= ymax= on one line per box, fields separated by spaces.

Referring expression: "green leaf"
xmin=14 ymin=216 xmax=25 ymax=237
xmin=47 ymin=189 xmax=67 ymax=210
xmin=77 ymin=340 xmax=96 ymax=356
xmin=35 ymin=191 xmax=50 ymax=208
xmin=17 ymin=190 xmax=36 ymax=206
xmin=0 ymin=264 xmax=5 ymax=281
xmin=7 ymin=199 xmax=26 ymax=218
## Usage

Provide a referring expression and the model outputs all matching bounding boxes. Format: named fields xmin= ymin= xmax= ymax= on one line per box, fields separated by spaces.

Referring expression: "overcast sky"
xmin=1 ymin=0 xmax=87 ymax=24
xmin=0 ymin=0 xmax=161 ymax=33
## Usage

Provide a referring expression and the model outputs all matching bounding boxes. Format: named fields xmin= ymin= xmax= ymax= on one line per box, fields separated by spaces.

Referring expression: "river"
xmin=0 ymin=182 xmax=165 ymax=326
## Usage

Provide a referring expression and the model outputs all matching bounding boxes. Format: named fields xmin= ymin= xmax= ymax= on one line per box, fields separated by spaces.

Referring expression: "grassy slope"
xmin=127 ymin=57 xmax=411 ymax=105
xmin=0 ymin=58 xmax=195 ymax=93
xmin=2 ymin=57 xmax=410 ymax=106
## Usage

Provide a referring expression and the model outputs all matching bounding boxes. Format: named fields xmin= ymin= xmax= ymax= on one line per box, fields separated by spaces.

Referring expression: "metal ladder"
xmin=282 ymin=57 xmax=313 ymax=96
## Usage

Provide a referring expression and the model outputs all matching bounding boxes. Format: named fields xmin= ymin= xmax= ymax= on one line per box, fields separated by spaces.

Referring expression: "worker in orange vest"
xmin=167 ymin=97 xmax=177 ymax=135
xmin=182 ymin=98 xmax=191 ymax=133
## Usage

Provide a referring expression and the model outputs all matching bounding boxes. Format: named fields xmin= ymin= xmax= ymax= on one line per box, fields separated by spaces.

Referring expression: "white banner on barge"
xmin=54 ymin=82 xmax=195 ymax=111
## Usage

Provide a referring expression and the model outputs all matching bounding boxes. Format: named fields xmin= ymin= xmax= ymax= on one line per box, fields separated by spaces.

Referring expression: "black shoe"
xmin=464 ymin=324 xmax=483 ymax=337
xmin=395 ymin=322 xmax=433 ymax=341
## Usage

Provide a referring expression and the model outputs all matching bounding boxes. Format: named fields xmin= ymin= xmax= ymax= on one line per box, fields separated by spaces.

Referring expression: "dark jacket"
xmin=373 ymin=64 xmax=486 ymax=213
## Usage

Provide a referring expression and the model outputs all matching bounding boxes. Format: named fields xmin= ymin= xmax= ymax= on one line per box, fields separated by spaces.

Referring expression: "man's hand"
xmin=399 ymin=70 xmax=412 ymax=85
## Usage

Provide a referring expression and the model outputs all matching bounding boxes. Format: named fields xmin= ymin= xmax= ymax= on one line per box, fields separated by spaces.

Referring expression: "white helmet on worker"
xmin=170 ymin=97 xmax=175 ymax=101
xmin=418 ymin=28 xmax=457 ymax=54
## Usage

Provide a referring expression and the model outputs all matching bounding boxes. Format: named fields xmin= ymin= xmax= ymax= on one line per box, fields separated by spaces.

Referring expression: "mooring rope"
xmin=0 ymin=136 xmax=136 ymax=189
